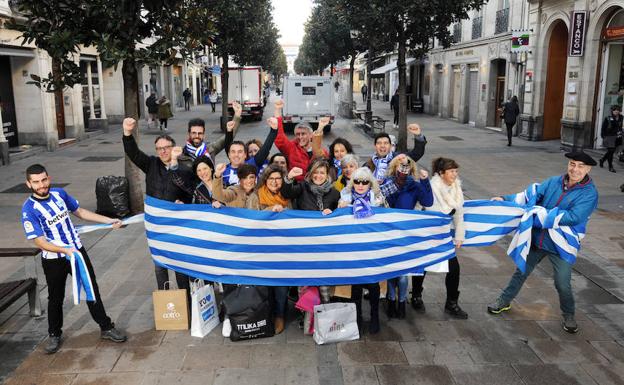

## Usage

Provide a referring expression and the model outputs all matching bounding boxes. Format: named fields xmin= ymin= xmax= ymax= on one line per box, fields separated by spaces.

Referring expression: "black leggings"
xmin=505 ymin=123 xmax=514 ymax=145
xmin=602 ymin=147 xmax=616 ymax=168
xmin=159 ymin=118 xmax=168 ymax=128
xmin=351 ymin=283 xmax=380 ymax=320
xmin=393 ymin=109 xmax=399 ymax=125
xmin=412 ymin=257 xmax=460 ymax=302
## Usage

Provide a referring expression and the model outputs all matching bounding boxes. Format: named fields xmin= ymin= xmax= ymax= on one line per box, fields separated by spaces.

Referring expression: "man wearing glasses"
xmin=122 ymin=118 xmax=192 ymax=292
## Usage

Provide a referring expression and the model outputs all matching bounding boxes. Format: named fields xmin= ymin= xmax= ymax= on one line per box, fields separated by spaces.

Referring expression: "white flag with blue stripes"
xmin=144 ymin=196 xmax=457 ymax=286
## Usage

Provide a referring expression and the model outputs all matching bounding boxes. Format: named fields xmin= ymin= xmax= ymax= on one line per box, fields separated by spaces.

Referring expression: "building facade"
xmin=423 ymin=0 xmax=529 ymax=130
xmin=519 ymin=0 xmax=624 ymax=149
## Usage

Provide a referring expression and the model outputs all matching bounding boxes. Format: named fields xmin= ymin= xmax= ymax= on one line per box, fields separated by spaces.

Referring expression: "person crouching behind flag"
xmin=257 ymin=164 xmax=293 ymax=334
xmin=337 ymin=167 xmax=387 ymax=334
xmin=21 ymin=164 xmax=127 ymax=354
xmin=488 ymin=152 xmax=598 ymax=333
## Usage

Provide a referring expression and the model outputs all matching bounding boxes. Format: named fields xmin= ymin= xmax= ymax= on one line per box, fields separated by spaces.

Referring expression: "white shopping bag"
xmin=190 ymin=280 xmax=220 ymax=338
xmin=313 ymin=303 xmax=360 ymax=345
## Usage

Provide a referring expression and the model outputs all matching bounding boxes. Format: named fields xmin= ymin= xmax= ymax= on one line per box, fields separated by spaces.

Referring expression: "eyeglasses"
xmin=267 ymin=177 xmax=282 ymax=182
xmin=155 ymin=145 xmax=172 ymax=152
xmin=353 ymin=179 xmax=370 ymax=185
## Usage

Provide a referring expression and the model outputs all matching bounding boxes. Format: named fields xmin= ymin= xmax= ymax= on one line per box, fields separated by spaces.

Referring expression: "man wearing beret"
xmin=487 ymin=152 xmax=599 ymax=333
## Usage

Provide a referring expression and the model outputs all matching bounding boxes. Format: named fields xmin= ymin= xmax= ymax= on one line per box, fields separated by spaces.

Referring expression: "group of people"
xmin=145 ymin=92 xmax=174 ymax=130
xmin=21 ymin=98 xmax=599 ymax=354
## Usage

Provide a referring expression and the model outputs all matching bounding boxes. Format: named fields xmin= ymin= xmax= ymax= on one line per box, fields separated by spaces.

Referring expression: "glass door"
xmin=595 ymin=43 xmax=624 ymax=148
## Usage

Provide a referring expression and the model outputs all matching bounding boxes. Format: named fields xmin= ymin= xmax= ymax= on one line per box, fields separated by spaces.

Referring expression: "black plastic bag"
xmin=95 ymin=176 xmax=130 ymax=218
xmin=223 ymin=285 xmax=274 ymax=341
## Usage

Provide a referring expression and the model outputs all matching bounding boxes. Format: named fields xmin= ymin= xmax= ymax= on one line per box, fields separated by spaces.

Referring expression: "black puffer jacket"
xmin=281 ymin=180 xmax=340 ymax=211
xmin=123 ymin=134 xmax=192 ymax=202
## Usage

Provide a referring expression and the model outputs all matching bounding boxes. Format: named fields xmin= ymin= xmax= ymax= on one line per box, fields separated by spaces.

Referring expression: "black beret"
xmin=564 ymin=151 xmax=597 ymax=166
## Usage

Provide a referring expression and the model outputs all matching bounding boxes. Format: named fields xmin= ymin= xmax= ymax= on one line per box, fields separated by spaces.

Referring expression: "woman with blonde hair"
xmin=411 ymin=157 xmax=467 ymax=319
xmin=334 ymin=154 xmax=359 ymax=192
xmin=379 ymin=153 xmax=433 ymax=318
xmin=337 ymin=167 xmax=386 ymax=334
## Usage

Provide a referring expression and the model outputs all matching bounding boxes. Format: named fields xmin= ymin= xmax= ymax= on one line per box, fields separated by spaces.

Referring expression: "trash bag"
xmin=223 ymin=285 xmax=274 ymax=341
xmin=95 ymin=176 xmax=130 ymax=218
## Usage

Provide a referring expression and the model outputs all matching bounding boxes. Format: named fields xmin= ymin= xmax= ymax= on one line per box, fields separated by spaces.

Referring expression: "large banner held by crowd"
xmin=144 ymin=196 xmax=458 ymax=286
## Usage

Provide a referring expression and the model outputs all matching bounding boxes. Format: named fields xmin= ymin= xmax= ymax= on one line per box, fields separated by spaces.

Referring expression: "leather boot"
xmin=398 ymin=301 xmax=406 ymax=319
xmin=274 ymin=316 xmax=285 ymax=335
xmin=386 ymin=299 xmax=396 ymax=318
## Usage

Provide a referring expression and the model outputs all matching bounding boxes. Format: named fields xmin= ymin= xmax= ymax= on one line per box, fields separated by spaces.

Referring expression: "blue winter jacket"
xmin=385 ymin=176 xmax=434 ymax=210
xmin=504 ymin=175 xmax=598 ymax=255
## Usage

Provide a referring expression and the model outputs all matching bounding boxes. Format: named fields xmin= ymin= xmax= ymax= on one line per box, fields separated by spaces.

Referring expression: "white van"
xmin=282 ymin=76 xmax=335 ymax=132
xmin=227 ymin=66 xmax=264 ymax=121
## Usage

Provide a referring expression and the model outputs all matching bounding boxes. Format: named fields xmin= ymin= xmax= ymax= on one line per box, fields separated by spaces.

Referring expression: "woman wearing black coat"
xmin=501 ymin=96 xmax=520 ymax=146
xmin=599 ymin=105 xmax=623 ymax=173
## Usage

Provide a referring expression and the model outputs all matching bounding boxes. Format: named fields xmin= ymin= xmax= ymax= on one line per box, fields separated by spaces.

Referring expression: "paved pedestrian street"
xmin=1 ymin=100 xmax=623 ymax=385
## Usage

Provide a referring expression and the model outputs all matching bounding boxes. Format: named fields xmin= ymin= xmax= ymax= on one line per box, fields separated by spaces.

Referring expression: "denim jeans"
xmin=500 ymin=247 xmax=574 ymax=315
xmin=273 ymin=286 xmax=289 ymax=317
xmin=387 ymin=276 xmax=408 ymax=302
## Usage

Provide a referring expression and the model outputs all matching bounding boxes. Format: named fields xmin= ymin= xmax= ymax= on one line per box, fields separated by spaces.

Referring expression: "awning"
xmin=370 ymin=58 xmax=416 ymax=75
xmin=0 ymin=47 xmax=35 ymax=58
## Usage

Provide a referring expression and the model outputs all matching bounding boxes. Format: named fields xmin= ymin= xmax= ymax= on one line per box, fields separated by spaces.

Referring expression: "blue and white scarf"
xmin=184 ymin=142 xmax=210 ymax=160
xmin=352 ymin=190 xmax=374 ymax=219
xmin=372 ymin=153 xmax=393 ymax=182
xmin=333 ymin=158 xmax=342 ymax=178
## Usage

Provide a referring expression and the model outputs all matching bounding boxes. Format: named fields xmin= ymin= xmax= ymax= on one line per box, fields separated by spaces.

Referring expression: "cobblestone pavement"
xmin=1 ymin=96 xmax=623 ymax=385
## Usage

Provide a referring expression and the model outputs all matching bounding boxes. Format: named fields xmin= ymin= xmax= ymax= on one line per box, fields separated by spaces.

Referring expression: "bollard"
xmin=0 ymin=139 xmax=9 ymax=166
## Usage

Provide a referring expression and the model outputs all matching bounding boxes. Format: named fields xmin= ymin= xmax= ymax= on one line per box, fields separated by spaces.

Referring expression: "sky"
xmin=272 ymin=0 xmax=313 ymax=47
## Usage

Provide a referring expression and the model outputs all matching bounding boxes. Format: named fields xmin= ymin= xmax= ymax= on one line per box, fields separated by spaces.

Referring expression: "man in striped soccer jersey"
xmin=21 ymin=164 xmax=127 ymax=354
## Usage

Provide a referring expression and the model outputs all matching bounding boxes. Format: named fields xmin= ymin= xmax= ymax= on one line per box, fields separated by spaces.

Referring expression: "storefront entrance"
xmin=0 ymin=56 xmax=18 ymax=147
xmin=542 ymin=21 xmax=568 ymax=140
xmin=594 ymin=9 xmax=624 ymax=148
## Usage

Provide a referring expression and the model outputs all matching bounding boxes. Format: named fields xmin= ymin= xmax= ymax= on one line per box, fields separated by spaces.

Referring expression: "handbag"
xmin=313 ymin=302 xmax=360 ymax=345
xmin=152 ymin=282 xmax=189 ymax=330
xmin=223 ymin=285 xmax=274 ymax=341
xmin=190 ymin=280 xmax=220 ymax=338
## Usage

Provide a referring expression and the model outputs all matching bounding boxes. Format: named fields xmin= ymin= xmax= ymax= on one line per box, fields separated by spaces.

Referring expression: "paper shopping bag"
xmin=190 ymin=281 xmax=220 ymax=337
xmin=152 ymin=288 xmax=189 ymax=330
xmin=313 ymin=302 xmax=360 ymax=345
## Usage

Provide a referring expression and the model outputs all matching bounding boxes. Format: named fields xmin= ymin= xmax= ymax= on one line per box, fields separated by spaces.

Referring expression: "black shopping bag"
xmin=223 ymin=285 xmax=274 ymax=341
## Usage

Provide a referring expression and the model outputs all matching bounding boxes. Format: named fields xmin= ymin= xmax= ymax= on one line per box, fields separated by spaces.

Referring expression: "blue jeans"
xmin=387 ymin=276 xmax=408 ymax=302
xmin=273 ymin=286 xmax=289 ymax=317
xmin=500 ymin=247 xmax=574 ymax=315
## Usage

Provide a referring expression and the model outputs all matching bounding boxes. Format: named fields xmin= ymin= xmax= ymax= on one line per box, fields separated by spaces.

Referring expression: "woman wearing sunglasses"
xmin=338 ymin=167 xmax=387 ymax=334
xmin=380 ymin=153 xmax=433 ymax=319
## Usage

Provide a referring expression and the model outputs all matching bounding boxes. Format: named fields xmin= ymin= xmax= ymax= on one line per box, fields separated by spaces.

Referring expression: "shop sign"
xmin=511 ymin=31 xmax=530 ymax=52
xmin=569 ymin=11 xmax=587 ymax=57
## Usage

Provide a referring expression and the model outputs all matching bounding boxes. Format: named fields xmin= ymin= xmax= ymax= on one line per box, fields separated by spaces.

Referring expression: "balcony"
xmin=472 ymin=16 xmax=482 ymax=39
xmin=495 ymin=8 xmax=509 ymax=34
xmin=452 ymin=23 xmax=462 ymax=44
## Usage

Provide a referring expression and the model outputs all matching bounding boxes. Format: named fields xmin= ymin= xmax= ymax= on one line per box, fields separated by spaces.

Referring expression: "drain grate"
xmin=438 ymin=136 xmax=463 ymax=141
xmin=78 ymin=156 xmax=123 ymax=162
xmin=1 ymin=183 xmax=69 ymax=194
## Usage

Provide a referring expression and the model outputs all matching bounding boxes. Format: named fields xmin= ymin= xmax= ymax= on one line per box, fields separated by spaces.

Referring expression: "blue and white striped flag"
xmin=144 ymin=196 xmax=456 ymax=286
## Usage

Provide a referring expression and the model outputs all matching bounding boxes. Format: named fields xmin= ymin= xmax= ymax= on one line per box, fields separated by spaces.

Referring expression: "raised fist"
xmin=171 ymin=146 xmax=183 ymax=159
xmin=274 ymin=99 xmax=284 ymax=110
xmin=418 ymin=168 xmax=429 ymax=179
xmin=215 ymin=163 xmax=227 ymax=178
xmin=232 ymin=101 xmax=242 ymax=117
xmin=407 ymin=123 xmax=422 ymax=136
xmin=267 ymin=117 xmax=278 ymax=130
xmin=123 ymin=118 xmax=137 ymax=134
xmin=318 ymin=116 xmax=330 ymax=127
xmin=288 ymin=167 xmax=303 ymax=180
xmin=226 ymin=120 xmax=236 ymax=132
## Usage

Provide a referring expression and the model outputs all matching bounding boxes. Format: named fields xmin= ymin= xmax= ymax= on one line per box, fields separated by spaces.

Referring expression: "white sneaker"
xmin=222 ymin=318 xmax=231 ymax=337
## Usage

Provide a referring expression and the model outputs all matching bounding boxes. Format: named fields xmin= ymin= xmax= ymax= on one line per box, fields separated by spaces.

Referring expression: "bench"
xmin=352 ymin=109 xmax=389 ymax=134
xmin=0 ymin=248 xmax=42 ymax=317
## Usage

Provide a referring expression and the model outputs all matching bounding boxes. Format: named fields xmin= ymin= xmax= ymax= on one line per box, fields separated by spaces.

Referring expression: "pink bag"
xmin=296 ymin=287 xmax=320 ymax=334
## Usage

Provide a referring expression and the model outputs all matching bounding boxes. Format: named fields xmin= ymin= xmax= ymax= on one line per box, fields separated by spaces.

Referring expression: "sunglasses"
xmin=353 ymin=179 xmax=370 ymax=185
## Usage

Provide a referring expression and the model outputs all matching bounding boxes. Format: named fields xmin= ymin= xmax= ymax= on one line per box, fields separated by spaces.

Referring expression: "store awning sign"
xmin=511 ymin=31 xmax=530 ymax=52
xmin=569 ymin=11 xmax=587 ymax=57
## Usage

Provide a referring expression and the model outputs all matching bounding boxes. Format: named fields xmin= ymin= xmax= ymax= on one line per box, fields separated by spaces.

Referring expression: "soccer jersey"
xmin=223 ymin=158 xmax=260 ymax=187
xmin=21 ymin=188 xmax=82 ymax=259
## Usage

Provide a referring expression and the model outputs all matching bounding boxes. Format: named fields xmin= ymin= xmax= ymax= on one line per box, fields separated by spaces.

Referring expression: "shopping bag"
xmin=223 ymin=285 xmax=274 ymax=341
xmin=152 ymin=286 xmax=189 ymax=330
xmin=313 ymin=302 xmax=360 ymax=345
xmin=295 ymin=286 xmax=320 ymax=335
xmin=190 ymin=281 xmax=220 ymax=338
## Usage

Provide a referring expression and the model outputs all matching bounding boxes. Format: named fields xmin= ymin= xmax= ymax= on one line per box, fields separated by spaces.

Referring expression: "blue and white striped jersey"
xmin=21 ymin=188 xmax=82 ymax=259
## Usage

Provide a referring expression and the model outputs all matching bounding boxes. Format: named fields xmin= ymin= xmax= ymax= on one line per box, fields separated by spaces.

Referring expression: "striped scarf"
xmin=185 ymin=142 xmax=210 ymax=160
xmin=372 ymin=153 xmax=393 ymax=182
xmin=352 ymin=189 xmax=373 ymax=218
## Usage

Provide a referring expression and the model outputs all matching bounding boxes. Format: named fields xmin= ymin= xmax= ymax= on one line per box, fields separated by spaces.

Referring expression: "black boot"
xmin=411 ymin=296 xmax=425 ymax=312
xmin=609 ymin=167 xmax=616 ymax=173
xmin=397 ymin=301 xmax=406 ymax=319
xmin=369 ymin=303 xmax=380 ymax=334
xmin=386 ymin=299 xmax=396 ymax=318
xmin=445 ymin=300 xmax=468 ymax=319
xmin=600 ymin=158 xmax=605 ymax=168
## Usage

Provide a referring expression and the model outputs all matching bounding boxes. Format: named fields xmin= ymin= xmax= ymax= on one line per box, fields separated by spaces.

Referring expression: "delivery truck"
xmin=227 ymin=66 xmax=264 ymax=121
xmin=282 ymin=76 xmax=335 ymax=133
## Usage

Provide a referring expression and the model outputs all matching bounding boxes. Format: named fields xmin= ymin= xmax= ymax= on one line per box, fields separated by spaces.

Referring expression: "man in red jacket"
xmin=274 ymin=100 xmax=327 ymax=181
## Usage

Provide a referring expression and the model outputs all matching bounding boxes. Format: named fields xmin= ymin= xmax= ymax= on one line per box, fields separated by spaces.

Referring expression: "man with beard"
xmin=180 ymin=101 xmax=242 ymax=166
xmin=21 ymin=164 xmax=127 ymax=354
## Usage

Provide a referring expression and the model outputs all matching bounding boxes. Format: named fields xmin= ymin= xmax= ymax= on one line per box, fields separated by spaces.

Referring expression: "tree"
xmin=10 ymin=0 xmax=204 ymax=213
xmin=268 ymin=46 xmax=288 ymax=84
xmin=335 ymin=0 xmax=483 ymax=151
